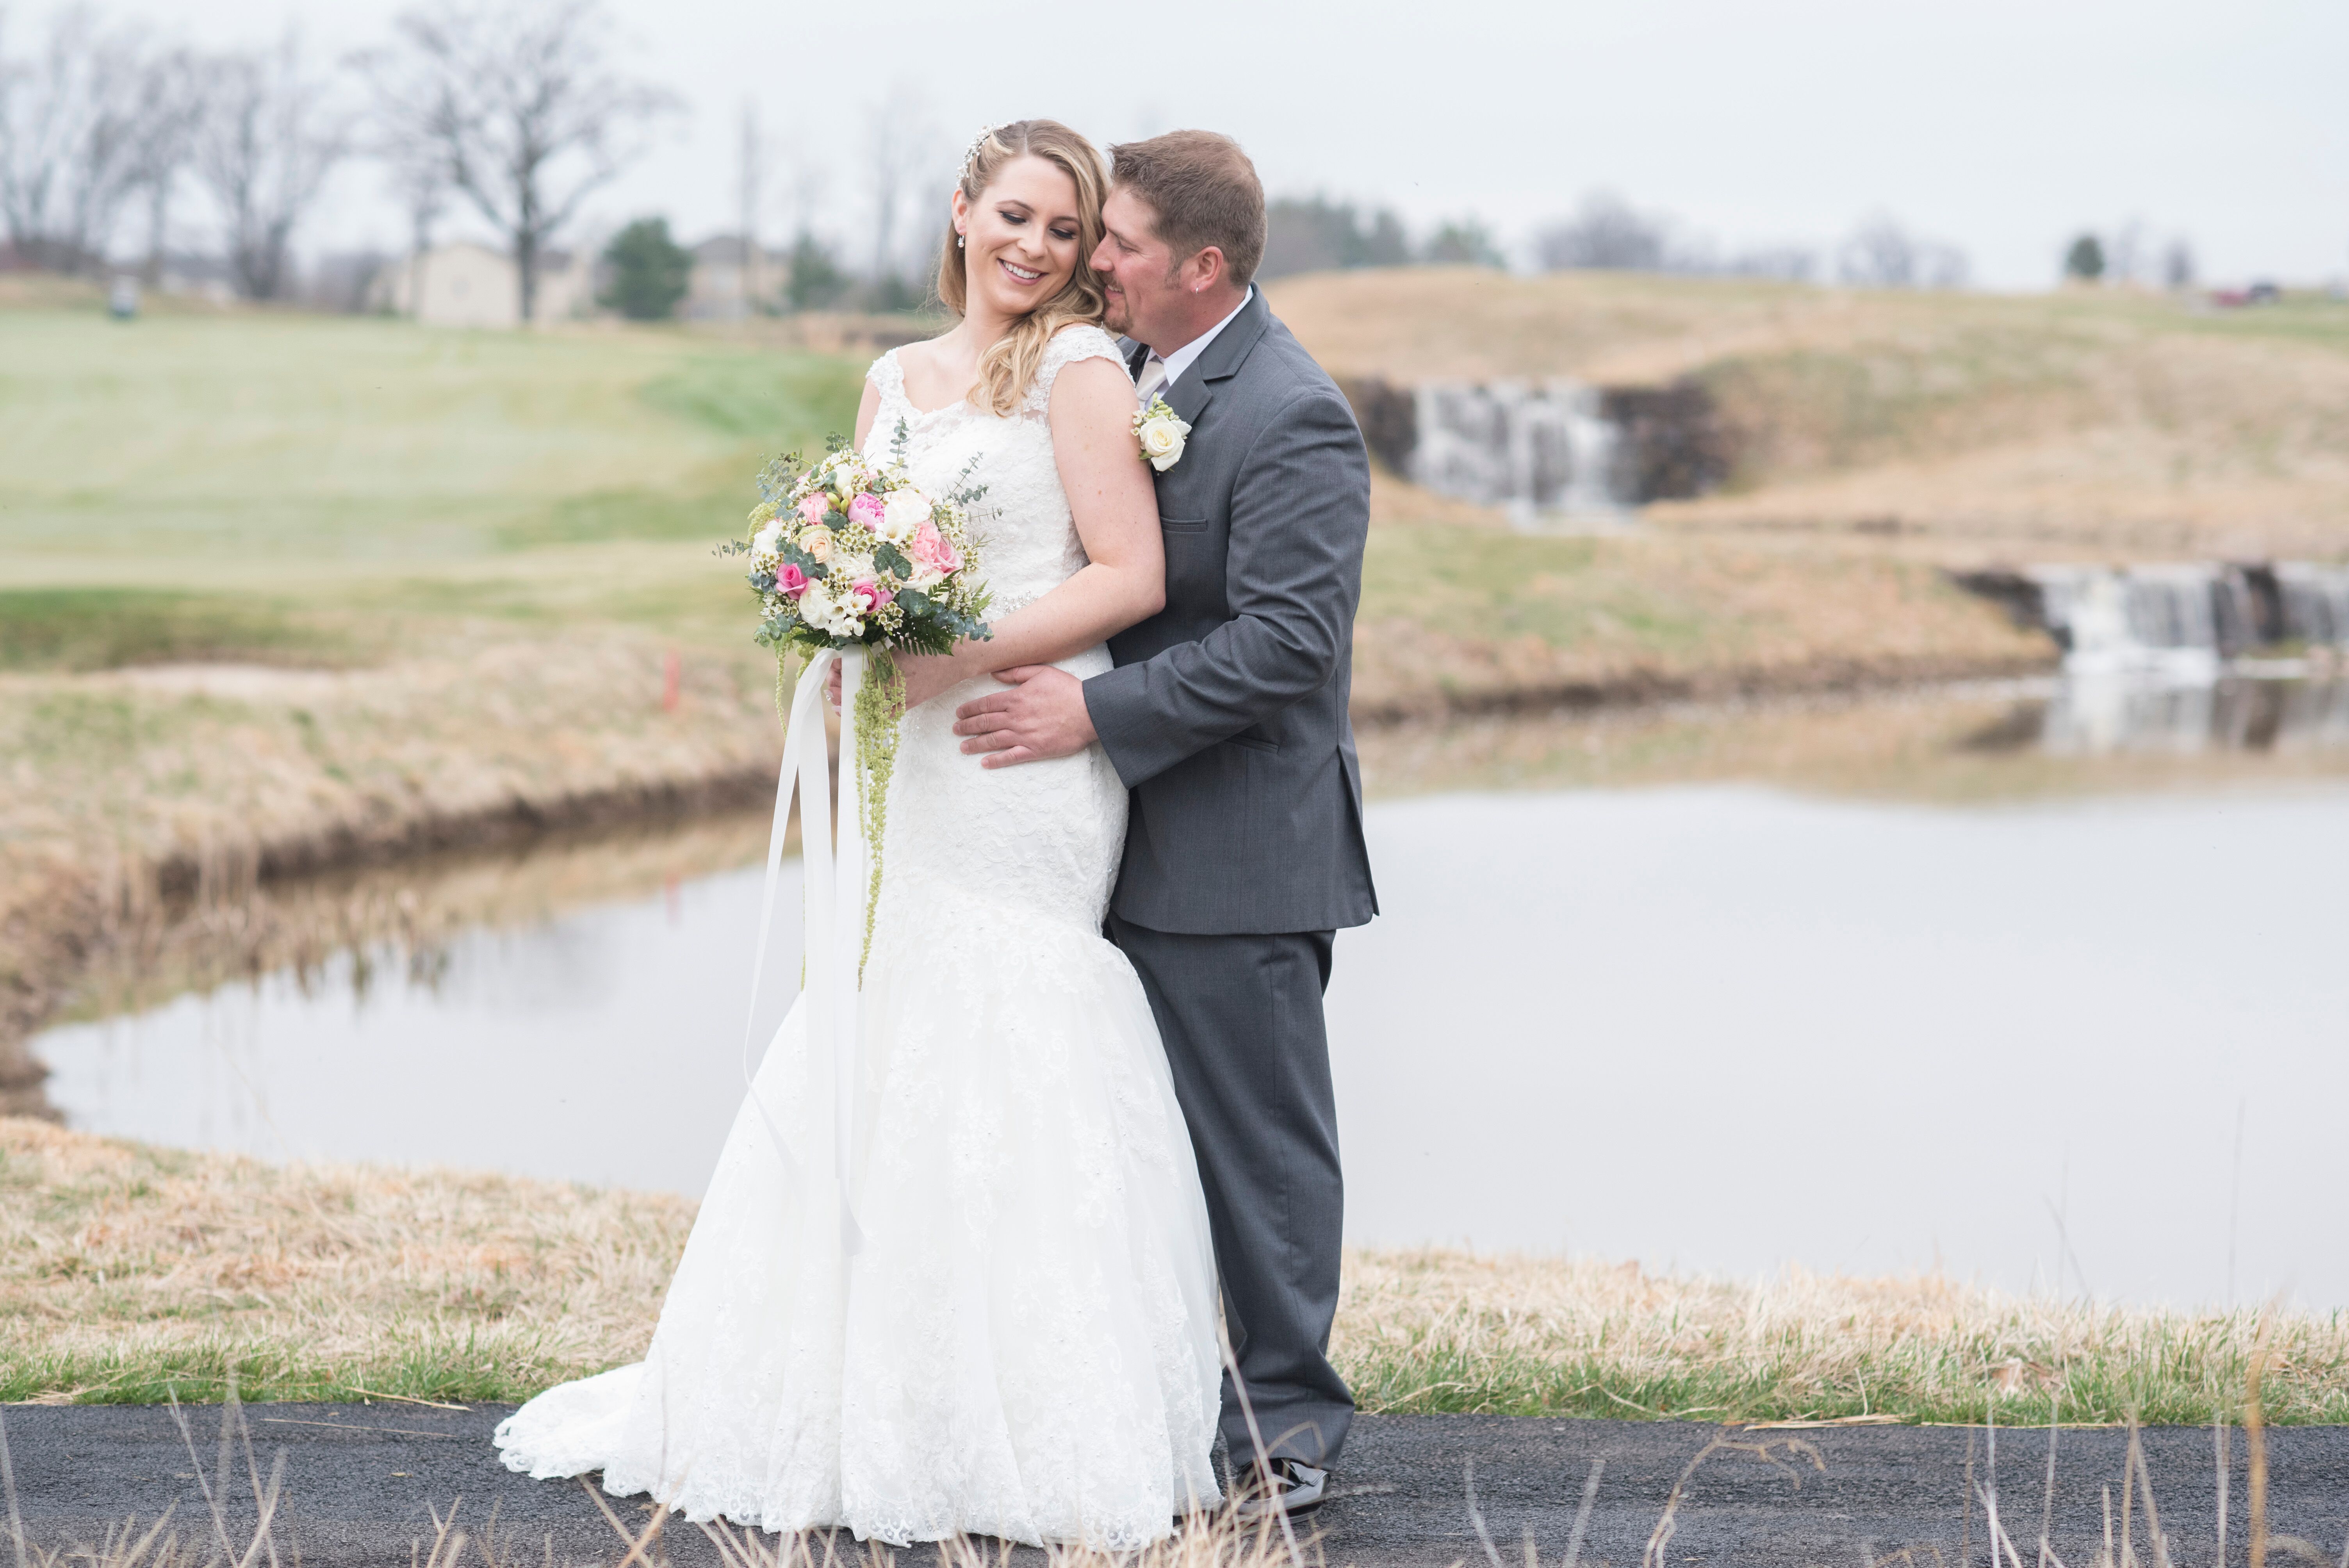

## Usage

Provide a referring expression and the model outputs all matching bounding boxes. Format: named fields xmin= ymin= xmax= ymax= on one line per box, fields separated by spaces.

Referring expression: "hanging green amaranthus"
xmin=850 ymin=649 xmax=905 ymax=985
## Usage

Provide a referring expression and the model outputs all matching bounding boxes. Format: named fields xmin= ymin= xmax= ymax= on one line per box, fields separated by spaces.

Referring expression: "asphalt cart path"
xmin=11 ymin=1404 xmax=2347 ymax=1566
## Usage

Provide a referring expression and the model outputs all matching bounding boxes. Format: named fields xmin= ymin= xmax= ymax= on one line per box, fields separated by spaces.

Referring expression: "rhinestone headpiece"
xmin=958 ymin=125 xmax=1000 ymax=187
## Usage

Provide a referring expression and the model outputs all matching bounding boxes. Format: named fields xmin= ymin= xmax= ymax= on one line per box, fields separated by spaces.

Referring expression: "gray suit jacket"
xmin=1083 ymin=290 xmax=1379 ymax=936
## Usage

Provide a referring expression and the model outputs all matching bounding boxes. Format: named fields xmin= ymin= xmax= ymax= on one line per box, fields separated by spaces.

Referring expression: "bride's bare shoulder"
xmin=885 ymin=336 xmax=945 ymax=379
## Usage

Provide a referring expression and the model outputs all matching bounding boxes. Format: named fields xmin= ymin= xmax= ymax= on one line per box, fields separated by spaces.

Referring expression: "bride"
xmin=493 ymin=120 xmax=1223 ymax=1547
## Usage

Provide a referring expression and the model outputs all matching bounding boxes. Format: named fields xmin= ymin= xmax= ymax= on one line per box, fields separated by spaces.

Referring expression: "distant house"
xmin=684 ymin=234 xmax=783 ymax=320
xmin=369 ymin=241 xmax=597 ymax=328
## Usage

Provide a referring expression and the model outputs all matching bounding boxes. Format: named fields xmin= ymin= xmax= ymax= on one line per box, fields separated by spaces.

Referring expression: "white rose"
xmin=1139 ymin=414 xmax=1187 ymax=472
xmin=799 ymin=583 xmax=843 ymax=633
xmin=799 ymin=525 xmax=834 ymax=562
xmin=752 ymin=524 xmax=783 ymax=555
xmin=879 ymin=488 xmax=931 ymax=543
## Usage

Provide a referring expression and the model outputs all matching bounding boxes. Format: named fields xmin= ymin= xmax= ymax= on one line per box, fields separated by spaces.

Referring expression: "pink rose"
xmin=847 ymin=493 xmax=887 ymax=531
xmin=775 ymin=563 xmax=809 ymax=598
xmin=796 ymin=494 xmax=829 ymax=524
xmin=852 ymin=577 xmax=892 ymax=610
xmin=908 ymin=520 xmax=961 ymax=576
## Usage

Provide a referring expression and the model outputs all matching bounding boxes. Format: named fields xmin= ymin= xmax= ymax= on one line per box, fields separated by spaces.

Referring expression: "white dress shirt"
xmin=1137 ymin=285 xmax=1257 ymax=396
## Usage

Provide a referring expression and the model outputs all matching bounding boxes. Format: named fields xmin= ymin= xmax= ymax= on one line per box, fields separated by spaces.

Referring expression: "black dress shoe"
xmin=1235 ymin=1458 xmax=1329 ymax=1521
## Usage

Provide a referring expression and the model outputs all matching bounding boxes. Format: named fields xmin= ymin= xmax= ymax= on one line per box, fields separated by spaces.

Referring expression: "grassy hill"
xmin=0 ymin=294 xmax=2051 ymax=716
xmin=1270 ymin=268 xmax=2349 ymax=559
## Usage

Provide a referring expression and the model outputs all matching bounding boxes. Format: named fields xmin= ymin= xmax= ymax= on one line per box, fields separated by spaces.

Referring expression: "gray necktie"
xmin=1135 ymin=353 xmax=1169 ymax=404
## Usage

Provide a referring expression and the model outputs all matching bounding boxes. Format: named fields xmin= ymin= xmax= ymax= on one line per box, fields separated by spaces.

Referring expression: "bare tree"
xmin=387 ymin=145 xmax=445 ymax=260
xmin=358 ymin=0 xmax=679 ymax=324
xmin=736 ymin=98 xmax=765 ymax=312
xmin=1837 ymin=214 xmax=1918 ymax=287
xmin=0 ymin=4 xmax=149 ymax=271
xmin=1720 ymin=244 xmax=1819 ymax=282
xmin=780 ymin=140 xmax=829 ymax=248
xmin=862 ymin=94 xmax=939 ymax=305
xmin=192 ymin=32 xmax=347 ymax=300
xmin=1535 ymin=190 xmax=1670 ymax=272
xmin=2163 ymin=238 xmax=2197 ymax=291
xmin=126 ymin=47 xmax=201 ymax=286
xmin=2106 ymin=217 xmax=2148 ymax=287
xmin=1837 ymin=213 xmax=1968 ymax=290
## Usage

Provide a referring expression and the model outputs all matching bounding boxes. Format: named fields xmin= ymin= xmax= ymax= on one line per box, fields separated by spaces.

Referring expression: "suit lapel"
xmin=1165 ymin=288 xmax=1271 ymax=429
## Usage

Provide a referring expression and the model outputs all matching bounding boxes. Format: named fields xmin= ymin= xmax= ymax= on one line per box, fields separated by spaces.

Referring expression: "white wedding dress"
xmin=494 ymin=325 xmax=1224 ymax=1547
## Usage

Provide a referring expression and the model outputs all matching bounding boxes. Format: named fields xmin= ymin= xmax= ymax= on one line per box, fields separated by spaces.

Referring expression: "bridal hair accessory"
xmin=1134 ymin=396 xmax=1190 ymax=472
xmin=720 ymin=431 xmax=993 ymax=1251
xmin=958 ymin=124 xmax=1000 ymax=186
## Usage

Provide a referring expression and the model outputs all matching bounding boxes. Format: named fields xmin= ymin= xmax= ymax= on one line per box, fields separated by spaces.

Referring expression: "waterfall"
xmin=1410 ymin=380 xmax=1629 ymax=528
xmin=2027 ymin=565 xmax=2233 ymax=676
xmin=2020 ymin=561 xmax=2349 ymax=677
xmin=2277 ymin=563 xmax=2349 ymax=645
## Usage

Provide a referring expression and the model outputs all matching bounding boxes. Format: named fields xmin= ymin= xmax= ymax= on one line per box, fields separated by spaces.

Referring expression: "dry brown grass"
xmin=1334 ymin=1250 xmax=2349 ymax=1426
xmin=9 ymin=1121 xmax=2347 ymax=1425
xmin=0 ymin=1117 xmax=690 ymax=1405
xmin=1 ymin=625 xmax=781 ymax=878
xmin=1348 ymin=520 xmax=2055 ymax=721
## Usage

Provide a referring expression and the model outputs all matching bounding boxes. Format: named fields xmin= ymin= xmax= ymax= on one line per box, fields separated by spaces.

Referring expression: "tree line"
xmin=0 ymin=0 xmax=693 ymax=320
xmin=1260 ymin=189 xmax=1977 ymax=289
xmin=12 ymin=0 xmax=2076 ymax=320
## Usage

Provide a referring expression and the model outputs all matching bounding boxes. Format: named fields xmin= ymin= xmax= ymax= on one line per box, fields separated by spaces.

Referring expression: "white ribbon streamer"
xmin=740 ymin=647 xmax=868 ymax=1254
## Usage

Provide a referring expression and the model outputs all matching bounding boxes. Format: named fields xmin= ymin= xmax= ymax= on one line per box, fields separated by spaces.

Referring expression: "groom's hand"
xmin=954 ymin=666 xmax=1096 ymax=768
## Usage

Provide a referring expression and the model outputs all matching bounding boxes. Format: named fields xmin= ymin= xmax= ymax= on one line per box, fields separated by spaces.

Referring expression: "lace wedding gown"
xmin=494 ymin=326 xmax=1224 ymax=1547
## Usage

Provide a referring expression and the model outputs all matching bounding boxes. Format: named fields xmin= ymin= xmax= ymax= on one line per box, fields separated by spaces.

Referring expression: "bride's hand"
xmin=823 ymin=650 xmax=971 ymax=713
xmin=895 ymin=650 xmax=970 ymax=711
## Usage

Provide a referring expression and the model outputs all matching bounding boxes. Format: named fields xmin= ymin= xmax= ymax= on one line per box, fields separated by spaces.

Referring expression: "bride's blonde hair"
xmin=935 ymin=119 xmax=1110 ymax=416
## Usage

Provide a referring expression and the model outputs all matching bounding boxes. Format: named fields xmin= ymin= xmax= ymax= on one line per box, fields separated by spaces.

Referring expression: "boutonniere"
xmin=1133 ymin=397 xmax=1190 ymax=473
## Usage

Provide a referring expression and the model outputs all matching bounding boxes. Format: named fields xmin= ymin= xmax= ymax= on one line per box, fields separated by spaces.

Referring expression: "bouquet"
xmin=737 ymin=438 xmax=991 ymax=660
xmin=724 ymin=432 xmax=991 ymax=975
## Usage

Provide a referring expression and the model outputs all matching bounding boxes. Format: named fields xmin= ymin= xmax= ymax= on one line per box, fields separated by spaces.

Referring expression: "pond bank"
xmin=0 ymin=595 xmax=2060 ymax=1098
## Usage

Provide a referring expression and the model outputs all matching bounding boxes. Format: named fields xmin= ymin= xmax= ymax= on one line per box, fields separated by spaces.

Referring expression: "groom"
xmin=952 ymin=130 xmax=1378 ymax=1516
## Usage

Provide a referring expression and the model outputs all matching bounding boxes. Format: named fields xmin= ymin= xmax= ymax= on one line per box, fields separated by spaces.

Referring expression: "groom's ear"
xmin=1182 ymin=244 xmax=1229 ymax=294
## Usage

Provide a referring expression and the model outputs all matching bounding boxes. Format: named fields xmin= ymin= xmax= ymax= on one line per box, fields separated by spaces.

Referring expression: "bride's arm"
xmin=851 ymin=379 xmax=881 ymax=450
xmin=897 ymin=356 xmax=1162 ymax=707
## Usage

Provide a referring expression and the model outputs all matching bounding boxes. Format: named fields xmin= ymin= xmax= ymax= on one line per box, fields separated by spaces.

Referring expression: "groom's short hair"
xmin=1109 ymin=131 xmax=1266 ymax=289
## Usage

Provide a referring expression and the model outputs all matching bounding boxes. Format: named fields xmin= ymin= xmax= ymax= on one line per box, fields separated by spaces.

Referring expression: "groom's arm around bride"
xmin=954 ymin=129 xmax=1376 ymax=1490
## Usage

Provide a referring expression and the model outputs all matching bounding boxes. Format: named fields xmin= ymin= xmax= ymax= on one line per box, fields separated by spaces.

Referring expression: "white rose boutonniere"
xmin=1133 ymin=396 xmax=1190 ymax=473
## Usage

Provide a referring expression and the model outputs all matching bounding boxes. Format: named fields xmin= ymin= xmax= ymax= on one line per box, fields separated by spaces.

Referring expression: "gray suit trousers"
xmin=1108 ymin=913 xmax=1354 ymax=1470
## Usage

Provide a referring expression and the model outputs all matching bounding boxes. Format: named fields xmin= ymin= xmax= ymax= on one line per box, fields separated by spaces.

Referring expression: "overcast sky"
xmin=94 ymin=0 xmax=2349 ymax=290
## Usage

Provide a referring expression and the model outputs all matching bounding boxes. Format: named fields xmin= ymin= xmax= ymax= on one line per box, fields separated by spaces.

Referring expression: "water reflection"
xmin=41 ymin=858 xmax=806 ymax=1195
xmin=1330 ymin=784 xmax=2349 ymax=1311
xmin=2029 ymin=672 xmax=2349 ymax=755
xmin=25 ymin=678 xmax=2349 ymax=1310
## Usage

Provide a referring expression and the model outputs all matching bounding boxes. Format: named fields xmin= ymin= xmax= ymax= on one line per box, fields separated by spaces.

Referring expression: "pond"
xmin=28 ymin=676 xmax=2349 ymax=1310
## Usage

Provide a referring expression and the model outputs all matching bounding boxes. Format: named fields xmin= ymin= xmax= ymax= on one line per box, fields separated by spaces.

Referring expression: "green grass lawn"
xmin=0 ymin=309 xmax=866 ymax=655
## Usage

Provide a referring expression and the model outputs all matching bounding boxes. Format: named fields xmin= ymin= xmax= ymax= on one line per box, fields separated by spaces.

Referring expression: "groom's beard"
xmin=1100 ymin=283 xmax=1133 ymax=337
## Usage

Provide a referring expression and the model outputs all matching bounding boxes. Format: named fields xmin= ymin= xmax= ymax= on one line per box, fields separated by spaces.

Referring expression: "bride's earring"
xmin=957 ymin=234 xmax=966 ymax=249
